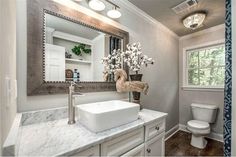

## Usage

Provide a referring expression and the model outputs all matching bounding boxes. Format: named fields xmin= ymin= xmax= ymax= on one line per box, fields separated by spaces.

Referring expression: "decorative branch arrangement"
xmin=122 ymin=42 xmax=154 ymax=74
xmin=101 ymin=49 xmax=122 ymax=81
xmin=102 ymin=42 xmax=154 ymax=75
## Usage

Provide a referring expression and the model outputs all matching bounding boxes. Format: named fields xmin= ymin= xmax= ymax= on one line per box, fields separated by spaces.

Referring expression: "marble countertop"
xmin=12 ymin=109 xmax=167 ymax=156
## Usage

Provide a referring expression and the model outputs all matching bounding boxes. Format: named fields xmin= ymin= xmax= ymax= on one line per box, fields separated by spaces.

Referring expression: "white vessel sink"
xmin=76 ymin=100 xmax=140 ymax=133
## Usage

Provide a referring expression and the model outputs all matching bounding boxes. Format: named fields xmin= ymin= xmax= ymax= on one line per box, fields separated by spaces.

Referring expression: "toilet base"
xmin=190 ymin=134 xmax=207 ymax=149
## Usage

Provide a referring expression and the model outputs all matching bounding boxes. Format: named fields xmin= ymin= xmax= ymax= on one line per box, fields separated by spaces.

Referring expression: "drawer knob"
xmin=155 ymin=126 xmax=160 ymax=131
xmin=146 ymin=148 xmax=151 ymax=153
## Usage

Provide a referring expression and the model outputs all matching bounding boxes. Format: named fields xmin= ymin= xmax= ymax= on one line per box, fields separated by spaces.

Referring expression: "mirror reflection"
xmin=44 ymin=13 xmax=123 ymax=82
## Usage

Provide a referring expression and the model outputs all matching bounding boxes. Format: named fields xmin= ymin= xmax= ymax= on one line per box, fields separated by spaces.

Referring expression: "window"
xmin=186 ymin=44 xmax=225 ymax=87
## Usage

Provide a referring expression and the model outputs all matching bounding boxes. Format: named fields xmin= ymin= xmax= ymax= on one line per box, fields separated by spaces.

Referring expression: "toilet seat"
xmin=187 ymin=120 xmax=210 ymax=130
xmin=187 ymin=120 xmax=210 ymax=135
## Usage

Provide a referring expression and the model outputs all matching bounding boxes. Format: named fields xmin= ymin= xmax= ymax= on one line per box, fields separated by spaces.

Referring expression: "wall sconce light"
xmin=88 ymin=0 xmax=105 ymax=11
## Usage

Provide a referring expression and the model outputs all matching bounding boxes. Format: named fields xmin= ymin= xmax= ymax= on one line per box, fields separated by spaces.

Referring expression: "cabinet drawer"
xmin=121 ymin=144 xmax=145 ymax=157
xmin=145 ymin=119 xmax=165 ymax=141
xmin=145 ymin=132 xmax=165 ymax=157
xmin=101 ymin=128 xmax=144 ymax=156
xmin=69 ymin=145 xmax=99 ymax=157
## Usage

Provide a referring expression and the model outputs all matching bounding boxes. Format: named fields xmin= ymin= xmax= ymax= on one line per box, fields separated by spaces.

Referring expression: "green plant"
xmin=71 ymin=44 xmax=91 ymax=56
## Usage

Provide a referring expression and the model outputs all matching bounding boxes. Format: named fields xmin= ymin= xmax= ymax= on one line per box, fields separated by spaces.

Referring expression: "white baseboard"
xmin=165 ymin=124 xmax=179 ymax=141
xmin=208 ymin=132 xmax=223 ymax=142
xmin=179 ymin=124 xmax=223 ymax=142
xmin=179 ymin=124 xmax=190 ymax=133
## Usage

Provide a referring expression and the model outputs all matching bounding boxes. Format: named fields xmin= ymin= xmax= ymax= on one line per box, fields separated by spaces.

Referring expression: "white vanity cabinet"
xmin=100 ymin=118 xmax=165 ymax=157
xmin=70 ymin=118 xmax=166 ymax=157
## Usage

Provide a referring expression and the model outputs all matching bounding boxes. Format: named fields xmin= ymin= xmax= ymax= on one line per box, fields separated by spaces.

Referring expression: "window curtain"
xmin=109 ymin=36 xmax=121 ymax=54
xmin=224 ymin=0 xmax=232 ymax=156
xmin=108 ymin=36 xmax=121 ymax=81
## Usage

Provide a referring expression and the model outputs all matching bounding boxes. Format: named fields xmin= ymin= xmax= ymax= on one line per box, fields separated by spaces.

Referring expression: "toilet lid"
xmin=187 ymin=120 xmax=210 ymax=130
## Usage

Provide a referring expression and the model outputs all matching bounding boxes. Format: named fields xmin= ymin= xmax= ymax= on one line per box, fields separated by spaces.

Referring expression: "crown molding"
xmin=117 ymin=0 xmax=179 ymax=39
xmin=180 ymin=24 xmax=225 ymax=41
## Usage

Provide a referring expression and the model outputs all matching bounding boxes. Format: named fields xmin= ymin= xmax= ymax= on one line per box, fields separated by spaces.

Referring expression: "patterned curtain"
xmin=224 ymin=0 xmax=232 ymax=156
xmin=109 ymin=36 xmax=121 ymax=54
xmin=107 ymin=36 xmax=121 ymax=81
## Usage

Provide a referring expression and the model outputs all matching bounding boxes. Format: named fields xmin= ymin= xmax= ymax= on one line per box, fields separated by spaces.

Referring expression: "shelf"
xmin=65 ymin=58 xmax=92 ymax=64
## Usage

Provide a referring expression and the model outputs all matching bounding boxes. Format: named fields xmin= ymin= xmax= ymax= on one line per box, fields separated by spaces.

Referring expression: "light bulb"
xmin=88 ymin=0 xmax=105 ymax=11
xmin=107 ymin=8 xmax=121 ymax=19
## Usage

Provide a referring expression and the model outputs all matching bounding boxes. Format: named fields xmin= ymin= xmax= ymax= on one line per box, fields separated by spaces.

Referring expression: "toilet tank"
xmin=191 ymin=103 xmax=218 ymax=123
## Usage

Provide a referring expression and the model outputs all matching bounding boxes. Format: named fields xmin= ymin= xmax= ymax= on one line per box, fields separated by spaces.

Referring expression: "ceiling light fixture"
xmin=107 ymin=7 xmax=121 ymax=19
xmin=183 ymin=12 xmax=206 ymax=30
xmin=88 ymin=0 xmax=105 ymax=11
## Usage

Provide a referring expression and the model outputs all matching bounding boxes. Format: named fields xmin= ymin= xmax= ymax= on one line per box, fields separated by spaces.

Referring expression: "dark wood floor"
xmin=165 ymin=131 xmax=223 ymax=156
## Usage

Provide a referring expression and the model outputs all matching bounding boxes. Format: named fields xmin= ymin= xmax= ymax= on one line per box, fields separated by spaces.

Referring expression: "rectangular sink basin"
xmin=76 ymin=100 xmax=140 ymax=133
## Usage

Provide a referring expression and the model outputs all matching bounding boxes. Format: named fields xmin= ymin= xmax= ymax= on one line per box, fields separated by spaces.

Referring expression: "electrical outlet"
xmin=4 ymin=77 xmax=17 ymax=107
xmin=5 ymin=77 xmax=11 ymax=107
xmin=13 ymin=79 xmax=17 ymax=100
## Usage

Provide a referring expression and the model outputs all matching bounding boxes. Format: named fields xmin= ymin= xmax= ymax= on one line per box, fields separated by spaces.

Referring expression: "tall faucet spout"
xmin=68 ymin=82 xmax=83 ymax=125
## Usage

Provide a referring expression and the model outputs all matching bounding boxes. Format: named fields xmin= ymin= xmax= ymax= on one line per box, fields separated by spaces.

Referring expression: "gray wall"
xmin=116 ymin=1 xmax=179 ymax=131
xmin=0 ymin=0 xmax=17 ymax=153
xmin=179 ymin=26 xmax=225 ymax=135
xmin=16 ymin=0 xmax=179 ymax=132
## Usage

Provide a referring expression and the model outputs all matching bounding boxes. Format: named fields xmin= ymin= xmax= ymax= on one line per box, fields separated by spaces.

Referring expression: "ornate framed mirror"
xmin=27 ymin=0 xmax=129 ymax=95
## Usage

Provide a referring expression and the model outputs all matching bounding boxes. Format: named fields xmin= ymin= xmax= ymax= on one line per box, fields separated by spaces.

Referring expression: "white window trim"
xmin=181 ymin=86 xmax=224 ymax=92
xmin=182 ymin=39 xmax=225 ymax=92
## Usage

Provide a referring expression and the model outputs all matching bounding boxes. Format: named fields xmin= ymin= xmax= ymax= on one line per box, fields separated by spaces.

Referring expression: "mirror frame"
xmin=27 ymin=0 xmax=129 ymax=95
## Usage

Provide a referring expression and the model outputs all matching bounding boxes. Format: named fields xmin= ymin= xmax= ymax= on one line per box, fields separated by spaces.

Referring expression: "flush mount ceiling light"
xmin=183 ymin=12 xmax=206 ymax=30
xmin=88 ymin=0 xmax=105 ymax=11
xmin=107 ymin=7 xmax=121 ymax=19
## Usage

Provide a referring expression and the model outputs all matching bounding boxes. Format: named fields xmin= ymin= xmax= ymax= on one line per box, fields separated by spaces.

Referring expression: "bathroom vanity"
xmin=3 ymin=107 xmax=167 ymax=156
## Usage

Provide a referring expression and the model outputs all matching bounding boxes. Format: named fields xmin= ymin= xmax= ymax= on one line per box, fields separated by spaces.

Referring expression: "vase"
xmin=108 ymin=73 xmax=115 ymax=82
xmin=130 ymin=73 xmax=143 ymax=105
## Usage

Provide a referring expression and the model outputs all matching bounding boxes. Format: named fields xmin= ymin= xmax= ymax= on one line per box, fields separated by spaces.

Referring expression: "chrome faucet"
xmin=68 ymin=81 xmax=83 ymax=125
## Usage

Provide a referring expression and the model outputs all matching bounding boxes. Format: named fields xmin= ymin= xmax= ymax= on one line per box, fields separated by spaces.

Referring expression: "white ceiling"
xmin=45 ymin=13 xmax=101 ymax=40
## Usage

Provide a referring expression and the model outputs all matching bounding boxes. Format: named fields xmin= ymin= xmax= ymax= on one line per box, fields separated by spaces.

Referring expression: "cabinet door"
xmin=121 ymin=144 xmax=145 ymax=157
xmin=145 ymin=119 xmax=165 ymax=141
xmin=101 ymin=128 xmax=144 ymax=156
xmin=69 ymin=145 xmax=99 ymax=157
xmin=145 ymin=132 xmax=165 ymax=157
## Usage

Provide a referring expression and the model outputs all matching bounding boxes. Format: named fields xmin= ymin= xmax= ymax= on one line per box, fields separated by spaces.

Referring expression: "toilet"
xmin=187 ymin=103 xmax=218 ymax=149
